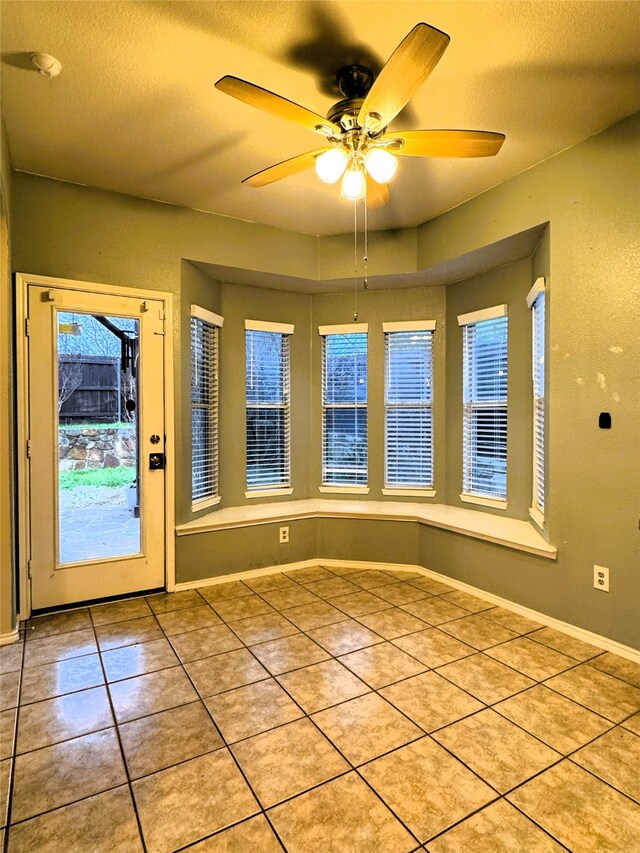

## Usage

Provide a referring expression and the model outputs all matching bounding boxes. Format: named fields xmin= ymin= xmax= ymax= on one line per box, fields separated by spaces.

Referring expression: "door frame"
xmin=16 ymin=272 xmax=176 ymax=620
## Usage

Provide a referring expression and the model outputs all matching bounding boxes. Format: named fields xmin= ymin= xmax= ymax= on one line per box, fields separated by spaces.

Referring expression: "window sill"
xmin=319 ymin=486 xmax=370 ymax=495
xmin=191 ymin=495 xmax=221 ymax=512
xmin=460 ymin=493 xmax=507 ymax=511
xmin=382 ymin=488 xmax=436 ymax=498
xmin=529 ymin=506 xmax=545 ymax=529
xmin=245 ymin=487 xmax=294 ymax=499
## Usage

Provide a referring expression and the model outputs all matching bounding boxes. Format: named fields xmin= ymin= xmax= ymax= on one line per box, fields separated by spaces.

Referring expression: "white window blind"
xmin=462 ymin=313 xmax=508 ymax=500
xmin=246 ymin=329 xmax=291 ymax=490
xmin=531 ymin=290 xmax=546 ymax=514
xmin=321 ymin=331 xmax=368 ymax=485
xmin=191 ymin=315 xmax=219 ymax=504
xmin=384 ymin=328 xmax=434 ymax=488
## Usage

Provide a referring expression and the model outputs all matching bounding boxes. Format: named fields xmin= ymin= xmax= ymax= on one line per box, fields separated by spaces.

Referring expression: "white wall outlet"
xmin=279 ymin=526 xmax=289 ymax=544
xmin=593 ymin=565 xmax=610 ymax=592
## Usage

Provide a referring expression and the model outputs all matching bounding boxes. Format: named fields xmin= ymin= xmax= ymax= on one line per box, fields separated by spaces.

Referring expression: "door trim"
xmin=16 ymin=272 xmax=175 ymax=620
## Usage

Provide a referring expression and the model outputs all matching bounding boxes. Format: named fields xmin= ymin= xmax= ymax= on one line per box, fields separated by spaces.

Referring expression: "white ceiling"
xmin=2 ymin=1 xmax=639 ymax=237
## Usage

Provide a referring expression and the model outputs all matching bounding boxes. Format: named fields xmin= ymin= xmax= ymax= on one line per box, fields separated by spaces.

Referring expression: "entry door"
xmin=27 ymin=284 xmax=166 ymax=609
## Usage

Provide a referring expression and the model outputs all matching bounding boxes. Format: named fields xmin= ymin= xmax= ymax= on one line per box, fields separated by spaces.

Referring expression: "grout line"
xmin=2 ymin=630 xmax=26 ymax=853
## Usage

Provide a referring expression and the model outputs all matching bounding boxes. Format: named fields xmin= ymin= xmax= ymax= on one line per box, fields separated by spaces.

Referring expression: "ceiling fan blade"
xmin=358 ymin=23 xmax=450 ymax=132
xmin=243 ymin=149 xmax=328 ymax=188
xmin=366 ymin=175 xmax=390 ymax=209
xmin=215 ymin=76 xmax=339 ymax=137
xmin=383 ymin=129 xmax=506 ymax=158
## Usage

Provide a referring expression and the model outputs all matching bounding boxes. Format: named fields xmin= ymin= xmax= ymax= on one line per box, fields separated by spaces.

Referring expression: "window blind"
xmin=531 ymin=290 xmax=545 ymax=513
xmin=462 ymin=314 xmax=508 ymax=500
xmin=191 ymin=315 xmax=219 ymax=504
xmin=321 ymin=332 xmax=368 ymax=485
xmin=246 ymin=329 xmax=291 ymax=490
xmin=384 ymin=329 xmax=434 ymax=488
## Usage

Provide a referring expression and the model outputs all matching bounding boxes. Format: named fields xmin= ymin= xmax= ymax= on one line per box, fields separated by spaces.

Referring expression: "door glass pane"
xmin=57 ymin=311 xmax=140 ymax=564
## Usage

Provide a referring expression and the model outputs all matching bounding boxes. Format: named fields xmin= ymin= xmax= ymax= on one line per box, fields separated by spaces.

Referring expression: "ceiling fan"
xmin=215 ymin=22 xmax=505 ymax=208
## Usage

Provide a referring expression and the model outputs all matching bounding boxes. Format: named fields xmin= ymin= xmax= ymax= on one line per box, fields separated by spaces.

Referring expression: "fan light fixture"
xmin=365 ymin=148 xmax=398 ymax=184
xmin=315 ymin=148 xmax=348 ymax=183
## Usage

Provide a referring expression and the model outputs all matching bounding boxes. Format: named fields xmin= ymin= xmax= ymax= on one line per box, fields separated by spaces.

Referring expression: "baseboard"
xmin=0 ymin=627 xmax=20 ymax=646
xmin=176 ymin=557 xmax=640 ymax=663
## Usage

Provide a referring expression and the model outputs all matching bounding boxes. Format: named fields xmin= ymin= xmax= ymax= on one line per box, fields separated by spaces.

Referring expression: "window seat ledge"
xmin=175 ymin=499 xmax=556 ymax=560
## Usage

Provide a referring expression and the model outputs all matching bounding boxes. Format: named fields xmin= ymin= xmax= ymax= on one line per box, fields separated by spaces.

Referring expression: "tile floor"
xmin=1 ymin=565 xmax=640 ymax=852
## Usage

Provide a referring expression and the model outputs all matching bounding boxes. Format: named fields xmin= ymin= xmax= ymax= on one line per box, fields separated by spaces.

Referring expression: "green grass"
xmin=59 ymin=468 xmax=137 ymax=490
xmin=59 ymin=422 xmax=134 ymax=431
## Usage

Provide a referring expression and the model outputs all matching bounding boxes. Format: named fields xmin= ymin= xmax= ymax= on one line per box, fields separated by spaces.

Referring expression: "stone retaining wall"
xmin=59 ymin=426 xmax=137 ymax=471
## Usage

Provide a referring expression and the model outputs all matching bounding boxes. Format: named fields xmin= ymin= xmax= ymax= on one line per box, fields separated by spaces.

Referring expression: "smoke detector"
xmin=30 ymin=53 xmax=62 ymax=78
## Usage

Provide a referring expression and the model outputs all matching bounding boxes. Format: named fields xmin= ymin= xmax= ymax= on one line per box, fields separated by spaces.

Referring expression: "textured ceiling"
xmin=1 ymin=1 xmax=639 ymax=236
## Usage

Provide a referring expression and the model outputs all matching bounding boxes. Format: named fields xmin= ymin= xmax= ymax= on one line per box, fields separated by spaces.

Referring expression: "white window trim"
xmin=192 ymin=495 xmax=221 ymax=512
xmin=382 ymin=320 xmax=436 ymax=332
xmin=245 ymin=319 xmax=294 ymax=334
xmin=526 ymin=277 xmax=546 ymax=309
xmin=191 ymin=305 xmax=224 ymax=328
xmin=460 ymin=493 xmax=508 ymax=510
xmin=529 ymin=505 xmax=544 ymax=529
xmin=245 ymin=487 xmax=294 ymax=499
xmin=457 ymin=304 xmax=508 ymax=327
xmin=319 ymin=486 xmax=370 ymax=495
xmin=382 ymin=488 xmax=436 ymax=498
xmin=318 ymin=323 xmax=368 ymax=336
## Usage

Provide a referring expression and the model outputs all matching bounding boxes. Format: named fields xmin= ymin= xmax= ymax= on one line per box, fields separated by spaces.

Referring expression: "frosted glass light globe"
xmin=315 ymin=148 xmax=348 ymax=183
xmin=365 ymin=148 xmax=398 ymax=184
xmin=341 ymin=166 xmax=366 ymax=200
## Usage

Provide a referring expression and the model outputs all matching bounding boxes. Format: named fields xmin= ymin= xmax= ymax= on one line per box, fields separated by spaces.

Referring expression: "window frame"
xmin=190 ymin=305 xmax=223 ymax=512
xmin=527 ymin=278 xmax=546 ymax=527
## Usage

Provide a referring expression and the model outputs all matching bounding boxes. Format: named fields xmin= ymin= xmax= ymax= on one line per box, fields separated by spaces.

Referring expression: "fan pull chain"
xmin=353 ymin=199 xmax=359 ymax=321
xmin=363 ymin=188 xmax=369 ymax=291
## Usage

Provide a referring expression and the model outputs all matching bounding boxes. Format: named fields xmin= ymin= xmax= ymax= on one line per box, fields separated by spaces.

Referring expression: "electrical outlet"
xmin=593 ymin=565 xmax=610 ymax=592
xmin=279 ymin=526 xmax=289 ymax=544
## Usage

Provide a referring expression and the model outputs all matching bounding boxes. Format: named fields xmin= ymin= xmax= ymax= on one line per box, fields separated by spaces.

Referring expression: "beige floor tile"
xmin=438 ymin=653 xmax=535 ymax=704
xmin=339 ymin=642 xmax=427 ymax=689
xmin=23 ymin=630 xmax=98 ymax=668
xmin=372 ymin=582 xmax=428 ymax=606
xmin=392 ymin=628 xmax=475 ymax=668
xmin=91 ymin=597 xmax=152 ymax=626
xmin=169 ymin=625 xmax=243 ymax=663
xmin=11 ymin=728 xmax=126 ymax=822
xmin=0 ymin=758 xmax=9 ymax=828
xmin=495 ymin=684 xmax=613 ymax=753
xmin=361 ymin=737 xmax=495 ymax=843
xmin=198 ymin=581 xmax=252 ymax=603
xmin=401 ymin=597 xmax=469 ymax=626
xmin=528 ymin=627 xmax=603 ymax=661
xmin=508 ymin=760 xmax=640 ymax=853
xmin=232 ymin=718 xmax=348 ymax=807
xmin=382 ymin=569 xmax=423 ymax=580
xmin=251 ymin=634 xmax=329 ymax=676
xmin=243 ymin=573 xmax=295 ymax=593
xmin=119 ymin=700 xmax=223 ymax=779
xmin=588 ymin=652 xmax=640 ymax=688
xmin=307 ymin=619 xmax=382 ymax=656
xmin=155 ymin=605 xmax=221 ymax=636
xmin=357 ymin=607 xmax=429 ymax=640
xmin=0 ymin=709 xmax=15 ymax=760
xmin=380 ymin=671 xmax=483 ymax=731
xmin=102 ymin=638 xmax=178 ymax=682
xmin=109 ymin=666 xmax=198 ymax=722
xmin=229 ymin=612 xmax=299 ymax=646
xmin=408 ymin=576 xmax=455 ymax=595
xmin=623 ymin=712 xmax=640 ymax=735
xmin=17 ymin=685 xmax=113 ymax=753
xmin=428 ymin=799 xmax=565 ymax=853
xmin=26 ymin=609 xmax=91 ymax=641
xmin=324 ymin=564 xmax=366 ymax=576
xmin=95 ymin=616 xmax=163 ymax=652
xmin=572 ymin=727 xmax=640 ymax=802
xmin=546 ymin=664 xmax=640 ymax=722
xmin=277 ymin=659 xmax=369 ymax=713
xmin=0 ymin=644 xmax=23 ymax=674
xmin=349 ymin=570 xmax=397 ymax=589
xmin=433 ymin=708 xmax=560 ymax=793
xmin=146 ymin=589 xmax=205 ymax=614
xmin=20 ymin=654 xmax=104 ymax=705
xmin=282 ymin=601 xmax=349 ymax=631
xmin=329 ymin=591 xmax=390 ymax=618
xmin=0 ymin=672 xmax=20 ymax=711
xmin=285 ymin=566 xmax=335 ymax=583
xmin=7 ymin=785 xmax=143 ymax=853
xmin=439 ymin=614 xmax=518 ymax=649
xmin=481 ymin=606 xmax=543 ymax=635
xmin=312 ymin=692 xmax=423 ymax=765
xmin=268 ymin=772 xmax=416 ymax=853
xmin=260 ymin=587 xmax=320 ymax=611
xmin=185 ymin=648 xmax=269 ymax=696
xmin=205 ymin=679 xmax=303 ymax=743
xmin=302 ymin=577 xmax=361 ymax=599
xmin=440 ymin=590 xmax=493 ymax=613
xmin=211 ymin=595 xmax=275 ymax=622
xmin=133 ymin=749 xmax=258 ymax=853
xmin=486 ymin=637 xmax=576 ymax=681
xmin=183 ymin=815 xmax=284 ymax=852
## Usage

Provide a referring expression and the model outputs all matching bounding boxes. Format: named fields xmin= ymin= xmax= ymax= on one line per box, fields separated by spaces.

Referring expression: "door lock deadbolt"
xmin=149 ymin=452 xmax=165 ymax=470
xmin=150 ymin=434 xmax=161 ymax=445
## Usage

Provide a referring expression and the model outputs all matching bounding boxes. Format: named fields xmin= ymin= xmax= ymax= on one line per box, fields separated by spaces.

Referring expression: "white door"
xmin=27 ymin=283 xmax=166 ymax=609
